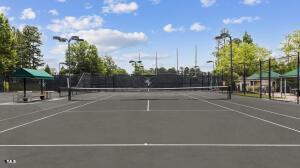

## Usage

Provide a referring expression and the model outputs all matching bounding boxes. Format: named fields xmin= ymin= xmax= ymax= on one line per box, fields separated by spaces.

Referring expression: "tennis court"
xmin=0 ymin=87 xmax=300 ymax=168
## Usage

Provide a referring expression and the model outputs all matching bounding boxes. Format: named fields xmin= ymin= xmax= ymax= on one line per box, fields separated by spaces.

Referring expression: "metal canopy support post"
xmin=40 ymin=79 xmax=44 ymax=100
xmin=23 ymin=78 xmax=26 ymax=98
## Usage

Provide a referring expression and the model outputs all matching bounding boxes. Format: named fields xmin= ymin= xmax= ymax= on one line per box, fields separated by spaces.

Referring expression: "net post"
xmin=68 ymin=88 xmax=72 ymax=101
xmin=228 ymin=85 xmax=231 ymax=100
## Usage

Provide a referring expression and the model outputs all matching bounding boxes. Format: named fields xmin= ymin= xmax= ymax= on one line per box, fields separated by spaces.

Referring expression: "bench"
xmin=15 ymin=91 xmax=54 ymax=103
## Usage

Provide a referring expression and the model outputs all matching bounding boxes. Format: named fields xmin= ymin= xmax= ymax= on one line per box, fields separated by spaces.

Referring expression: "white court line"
xmin=0 ymin=93 xmax=109 ymax=122
xmin=184 ymin=94 xmax=300 ymax=134
xmin=147 ymin=100 xmax=150 ymax=112
xmin=66 ymin=109 xmax=231 ymax=113
xmin=0 ymin=95 xmax=114 ymax=135
xmin=191 ymin=93 xmax=300 ymax=120
xmin=224 ymin=99 xmax=300 ymax=120
xmin=0 ymin=101 xmax=77 ymax=122
xmin=0 ymin=144 xmax=300 ymax=147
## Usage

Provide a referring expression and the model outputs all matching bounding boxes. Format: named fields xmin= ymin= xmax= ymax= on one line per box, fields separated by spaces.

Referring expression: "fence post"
xmin=297 ymin=52 xmax=299 ymax=104
xmin=243 ymin=63 xmax=246 ymax=96
xmin=259 ymin=60 xmax=262 ymax=98
xmin=268 ymin=58 xmax=272 ymax=100
xmin=201 ymin=72 xmax=204 ymax=87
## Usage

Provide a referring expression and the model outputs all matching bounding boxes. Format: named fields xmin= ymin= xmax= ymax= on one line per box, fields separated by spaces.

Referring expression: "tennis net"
xmin=59 ymin=86 xmax=230 ymax=101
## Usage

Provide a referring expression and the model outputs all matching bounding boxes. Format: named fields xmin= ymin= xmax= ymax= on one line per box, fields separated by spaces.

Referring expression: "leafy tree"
xmin=59 ymin=66 xmax=67 ymax=75
xmin=281 ymin=30 xmax=300 ymax=57
xmin=0 ymin=14 xmax=17 ymax=76
xmin=214 ymin=31 xmax=271 ymax=81
xmin=67 ymin=41 xmax=106 ymax=74
xmin=44 ymin=64 xmax=51 ymax=74
xmin=167 ymin=67 xmax=177 ymax=73
xmin=157 ymin=67 xmax=167 ymax=74
xmin=183 ymin=67 xmax=190 ymax=76
xmin=143 ymin=68 xmax=155 ymax=75
xmin=115 ymin=68 xmax=127 ymax=75
xmin=104 ymin=56 xmax=120 ymax=76
xmin=130 ymin=60 xmax=143 ymax=75
xmin=190 ymin=68 xmax=196 ymax=76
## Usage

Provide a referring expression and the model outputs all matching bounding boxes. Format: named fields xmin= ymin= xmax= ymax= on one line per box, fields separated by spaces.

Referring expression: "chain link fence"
xmin=235 ymin=54 xmax=300 ymax=104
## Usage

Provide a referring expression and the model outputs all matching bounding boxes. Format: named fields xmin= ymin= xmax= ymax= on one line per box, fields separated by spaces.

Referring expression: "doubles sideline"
xmin=183 ymin=94 xmax=300 ymax=134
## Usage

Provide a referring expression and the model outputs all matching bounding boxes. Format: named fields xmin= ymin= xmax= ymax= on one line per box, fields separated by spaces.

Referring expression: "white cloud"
xmin=49 ymin=9 xmax=59 ymax=16
xmin=102 ymin=0 xmax=138 ymax=14
xmin=163 ymin=24 xmax=184 ymax=33
xmin=163 ymin=24 xmax=176 ymax=33
xmin=20 ymin=8 xmax=36 ymax=20
xmin=190 ymin=22 xmax=206 ymax=32
xmin=47 ymin=15 xmax=103 ymax=32
xmin=52 ymin=28 xmax=147 ymax=53
xmin=243 ymin=0 xmax=262 ymax=5
xmin=0 ymin=6 xmax=10 ymax=15
xmin=57 ymin=0 xmax=66 ymax=2
xmin=200 ymin=0 xmax=216 ymax=7
xmin=150 ymin=0 xmax=161 ymax=5
xmin=223 ymin=16 xmax=260 ymax=24
xmin=50 ymin=44 xmax=67 ymax=55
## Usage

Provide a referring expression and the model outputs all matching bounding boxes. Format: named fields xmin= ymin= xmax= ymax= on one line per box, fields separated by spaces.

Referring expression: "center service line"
xmin=147 ymin=100 xmax=150 ymax=112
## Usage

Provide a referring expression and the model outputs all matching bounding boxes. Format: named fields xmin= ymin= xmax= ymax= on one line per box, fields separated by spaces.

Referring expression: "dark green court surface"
xmin=0 ymin=91 xmax=300 ymax=168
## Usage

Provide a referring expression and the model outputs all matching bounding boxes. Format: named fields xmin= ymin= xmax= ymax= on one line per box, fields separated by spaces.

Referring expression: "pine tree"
xmin=242 ymin=32 xmax=253 ymax=44
xmin=21 ymin=26 xmax=44 ymax=69
xmin=44 ymin=64 xmax=51 ymax=74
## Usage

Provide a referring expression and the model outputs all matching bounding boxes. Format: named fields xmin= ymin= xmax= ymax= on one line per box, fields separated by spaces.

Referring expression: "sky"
xmin=0 ymin=0 xmax=299 ymax=73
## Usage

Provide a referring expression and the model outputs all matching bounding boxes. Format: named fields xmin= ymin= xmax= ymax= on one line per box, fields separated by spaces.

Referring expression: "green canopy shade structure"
xmin=12 ymin=68 xmax=54 ymax=80
xmin=247 ymin=71 xmax=281 ymax=80
xmin=281 ymin=68 xmax=300 ymax=78
xmin=11 ymin=68 xmax=54 ymax=102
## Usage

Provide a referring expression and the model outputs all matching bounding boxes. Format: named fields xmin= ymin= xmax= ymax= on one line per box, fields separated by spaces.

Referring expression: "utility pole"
xmin=155 ymin=52 xmax=158 ymax=75
xmin=177 ymin=48 xmax=179 ymax=74
xmin=138 ymin=51 xmax=141 ymax=62
xmin=195 ymin=45 xmax=198 ymax=67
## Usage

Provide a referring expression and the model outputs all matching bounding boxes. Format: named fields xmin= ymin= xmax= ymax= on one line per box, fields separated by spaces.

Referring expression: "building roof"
xmin=281 ymin=68 xmax=300 ymax=78
xmin=247 ymin=71 xmax=281 ymax=80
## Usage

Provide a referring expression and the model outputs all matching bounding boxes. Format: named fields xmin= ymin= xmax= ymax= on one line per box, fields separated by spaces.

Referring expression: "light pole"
xmin=206 ymin=60 xmax=214 ymax=87
xmin=53 ymin=36 xmax=84 ymax=101
xmin=215 ymin=32 xmax=233 ymax=99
